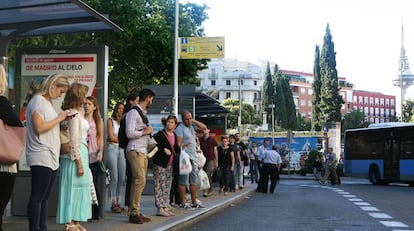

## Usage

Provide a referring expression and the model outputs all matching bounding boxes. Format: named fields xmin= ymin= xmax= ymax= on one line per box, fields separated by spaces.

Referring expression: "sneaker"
xmin=129 ymin=215 xmax=143 ymax=224
xmin=139 ymin=213 xmax=151 ymax=222
xmin=319 ymin=180 xmax=326 ymax=185
xmin=191 ymin=203 xmax=205 ymax=209
xmin=179 ymin=204 xmax=191 ymax=209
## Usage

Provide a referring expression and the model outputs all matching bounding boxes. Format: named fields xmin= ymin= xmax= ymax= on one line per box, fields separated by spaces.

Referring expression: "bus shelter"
xmin=0 ymin=0 xmax=122 ymax=217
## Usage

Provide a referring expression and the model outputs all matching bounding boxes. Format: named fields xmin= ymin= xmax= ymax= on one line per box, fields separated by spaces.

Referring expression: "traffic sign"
xmin=179 ymin=37 xmax=225 ymax=59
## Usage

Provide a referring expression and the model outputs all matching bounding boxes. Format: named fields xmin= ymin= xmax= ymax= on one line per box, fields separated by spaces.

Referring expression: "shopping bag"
xmin=198 ymin=168 xmax=210 ymax=190
xmin=179 ymin=149 xmax=192 ymax=175
xmin=194 ymin=149 xmax=206 ymax=168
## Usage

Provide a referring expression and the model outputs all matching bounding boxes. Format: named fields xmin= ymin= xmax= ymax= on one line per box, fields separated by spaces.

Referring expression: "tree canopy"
xmin=7 ymin=0 xmax=210 ymax=102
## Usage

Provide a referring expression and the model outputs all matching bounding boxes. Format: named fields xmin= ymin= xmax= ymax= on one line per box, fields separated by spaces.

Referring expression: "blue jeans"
xmin=233 ymin=162 xmax=243 ymax=188
xmin=105 ymin=144 xmax=126 ymax=203
xmin=249 ymin=160 xmax=258 ymax=183
xmin=27 ymin=166 xmax=57 ymax=231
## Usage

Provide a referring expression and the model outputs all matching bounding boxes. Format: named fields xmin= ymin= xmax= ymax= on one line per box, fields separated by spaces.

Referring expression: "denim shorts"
xmin=178 ymin=160 xmax=199 ymax=186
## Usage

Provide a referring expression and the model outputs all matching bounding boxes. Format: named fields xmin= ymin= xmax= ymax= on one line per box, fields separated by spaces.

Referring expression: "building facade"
xmin=197 ymin=59 xmax=396 ymax=124
xmin=351 ymin=90 xmax=396 ymax=123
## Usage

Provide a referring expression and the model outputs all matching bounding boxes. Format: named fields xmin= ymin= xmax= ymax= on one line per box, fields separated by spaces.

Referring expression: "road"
xmin=186 ymin=178 xmax=414 ymax=231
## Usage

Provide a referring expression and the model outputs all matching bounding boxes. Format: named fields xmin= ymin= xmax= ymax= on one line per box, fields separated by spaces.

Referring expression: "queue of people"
xmin=1 ymin=70 xmax=300 ymax=231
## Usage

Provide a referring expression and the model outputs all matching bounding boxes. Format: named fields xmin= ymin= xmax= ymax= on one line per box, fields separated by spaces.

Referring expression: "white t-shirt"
xmin=25 ymin=95 xmax=60 ymax=170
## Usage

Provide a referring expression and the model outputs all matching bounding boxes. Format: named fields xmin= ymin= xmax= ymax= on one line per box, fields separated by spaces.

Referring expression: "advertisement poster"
xmin=18 ymin=52 xmax=99 ymax=171
xmin=20 ymin=54 xmax=97 ymax=115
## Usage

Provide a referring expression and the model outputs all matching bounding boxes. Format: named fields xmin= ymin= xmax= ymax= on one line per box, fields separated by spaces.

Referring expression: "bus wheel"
xmin=369 ymin=166 xmax=381 ymax=185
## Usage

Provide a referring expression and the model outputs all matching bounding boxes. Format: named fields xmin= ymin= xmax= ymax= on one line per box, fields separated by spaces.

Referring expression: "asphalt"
xmin=2 ymin=174 xmax=315 ymax=231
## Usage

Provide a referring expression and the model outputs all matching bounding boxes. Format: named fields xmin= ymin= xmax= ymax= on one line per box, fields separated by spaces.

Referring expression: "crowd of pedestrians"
xmin=0 ymin=71 xmax=316 ymax=231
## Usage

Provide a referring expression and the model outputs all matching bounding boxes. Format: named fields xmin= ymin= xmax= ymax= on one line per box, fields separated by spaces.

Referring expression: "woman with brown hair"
xmin=56 ymin=83 xmax=91 ymax=231
xmin=84 ymin=96 xmax=104 ymax=221
xmin=106 ymin=102 xmax=126 ymax=213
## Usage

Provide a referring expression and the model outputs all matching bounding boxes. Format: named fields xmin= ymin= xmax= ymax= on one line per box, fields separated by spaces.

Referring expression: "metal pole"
xmin=271 ymin=105 xmax=275 ymax=144
xmin=238 ymin=74 xmax=242 ymax=130
xmin=173 ymin=0 xmax=179 ymax=116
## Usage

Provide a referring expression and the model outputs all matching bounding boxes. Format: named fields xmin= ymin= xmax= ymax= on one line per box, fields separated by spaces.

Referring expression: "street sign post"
xmin=179 ymin=36 xmax=225 ymax=59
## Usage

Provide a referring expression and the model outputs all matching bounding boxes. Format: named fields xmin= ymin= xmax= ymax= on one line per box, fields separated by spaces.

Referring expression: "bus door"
xmin=384 ymin=134 xmax=400 ymax=181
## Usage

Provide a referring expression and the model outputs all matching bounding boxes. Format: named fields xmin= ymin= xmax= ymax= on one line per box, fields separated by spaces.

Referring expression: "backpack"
xmin=118 ymin=106 xmax=149 ymax=149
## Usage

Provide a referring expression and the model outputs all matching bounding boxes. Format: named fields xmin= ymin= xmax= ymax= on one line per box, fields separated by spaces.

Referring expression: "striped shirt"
xmin=125 ymin=105 xmax=148 ymax=154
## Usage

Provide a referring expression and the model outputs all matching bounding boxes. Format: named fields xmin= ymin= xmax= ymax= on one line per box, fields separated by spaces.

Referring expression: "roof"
xmin=144 ymin=85 xmax=230 ymax=116
xmin=0 ymin=0 xmax=122 ymax=55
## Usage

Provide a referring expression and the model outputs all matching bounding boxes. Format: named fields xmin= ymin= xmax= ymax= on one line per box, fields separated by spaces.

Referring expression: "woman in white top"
xmin=25 ymin=73 xmax=70 ymax=231
xmin=105 ymin=102 xmax=126 ymax=213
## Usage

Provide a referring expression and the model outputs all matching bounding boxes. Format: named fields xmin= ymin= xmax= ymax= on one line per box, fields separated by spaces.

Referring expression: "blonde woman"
xmin=84 ymin=96 xmax=104 ymax=221
xmin=56 ymin=83 xmax=91 ymax=231
xmin=0 ymin=64 xmax=24 ymax=231
xmin=25 ymin=73 xmax=70 ymax=231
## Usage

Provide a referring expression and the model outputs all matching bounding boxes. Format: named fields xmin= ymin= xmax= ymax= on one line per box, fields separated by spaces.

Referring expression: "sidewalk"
xmin=2 ymin=178 xmax=267 ymax=231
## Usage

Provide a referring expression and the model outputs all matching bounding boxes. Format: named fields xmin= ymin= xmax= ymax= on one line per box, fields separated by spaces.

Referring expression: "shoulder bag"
xmin=0 ymin=119 xmax=27 ymax=164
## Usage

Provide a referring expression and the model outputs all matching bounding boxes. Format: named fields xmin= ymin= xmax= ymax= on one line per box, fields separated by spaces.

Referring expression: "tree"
xmin=7 ymin=0 xmax=209 ymax=102
xmin=402 ymin=100 xmax=414 ymax=122
xmin=341 ymin=109 xmax=369 ymax=131
xmin=319 ymin=24 xmax=344 ymax=122
xmin=261 ymin=62 xmax=274 ymax=125
xmin=222 ymin=98 xmax=261 ymax=129
xmin=273 ymin=65 xmax=287 ymax=129
xmin=281 ymin=75 xmax=298 ymax=129
xmin=312 ymin=45 xmax=322 ymax=131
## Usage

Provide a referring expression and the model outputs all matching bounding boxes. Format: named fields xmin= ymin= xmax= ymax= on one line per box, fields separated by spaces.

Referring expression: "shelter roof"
xmin=0 ymin=0 xmax=122 ymax=55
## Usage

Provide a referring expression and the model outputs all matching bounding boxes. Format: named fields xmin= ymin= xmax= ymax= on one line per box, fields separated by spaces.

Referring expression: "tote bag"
xmin=198 ymin=168 xmax=210 ymax=190
xmin=0 ymin=119 xmax=26 ymax=164
xmin=179 ymin=149 xmax=192 ymax=175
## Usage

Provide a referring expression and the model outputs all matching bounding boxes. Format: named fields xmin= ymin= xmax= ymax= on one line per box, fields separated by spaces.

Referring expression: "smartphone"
xmin=67 ymin=112 xmax=78 ymax=118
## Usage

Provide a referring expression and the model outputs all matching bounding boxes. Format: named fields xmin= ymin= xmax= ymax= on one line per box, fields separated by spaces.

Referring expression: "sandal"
xmin=63 ymin=223 xmax=79 ymax=231
xmin=76 ymin=224 xmax=88 ymax=231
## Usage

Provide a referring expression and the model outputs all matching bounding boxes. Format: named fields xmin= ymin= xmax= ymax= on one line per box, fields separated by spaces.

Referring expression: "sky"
xmin=185 ymin=0 xmax=414 ymax=100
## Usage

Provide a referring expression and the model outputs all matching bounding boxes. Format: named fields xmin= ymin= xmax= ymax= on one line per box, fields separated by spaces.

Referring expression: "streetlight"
xmin=238 ymin=74 xmax=243 ymax=130
xmin=269 ymin=104 xmax=275 ymax=144
xmin=323 ymin=113 xmax=329 ymax=154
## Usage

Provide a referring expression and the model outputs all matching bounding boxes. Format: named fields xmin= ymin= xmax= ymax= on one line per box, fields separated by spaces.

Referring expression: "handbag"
xmin=179 ymin=149 xmax=192 ymax=175
xmin=198 ymin=168 xmax=210 ymax=190
xmin=60 ymin=122 xmax=70 ymax=154
xmin=0 ymin=119 xmax=26 ymax=164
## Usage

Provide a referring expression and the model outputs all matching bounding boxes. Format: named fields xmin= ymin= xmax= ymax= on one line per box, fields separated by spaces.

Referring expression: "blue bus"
xmin=344 ymin=123 xmax=414 ymax=185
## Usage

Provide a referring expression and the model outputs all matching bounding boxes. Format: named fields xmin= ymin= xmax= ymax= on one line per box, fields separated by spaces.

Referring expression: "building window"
xmin=385 ymin=98 xmax=389 ymax=107
xmin=359 ymin=96 xmax=363 ymax=104
xmin=370 ymin=107 xmax=374 ymax=115
xmin=381 ymin=108 xmax=384 ymax=116
xmin=353 ymin=96 xmax=357 ymax=103
xmin=226 ymin=92 xmax=231 ymax=99
xmin=300 ymin=88 xmax=306 ymax=94
xmin=369 ymin=97 xmax=374 ymax=106
xmin=254 ymin=92 xmax=258 ymax=100
xmin=300 ymin=99 xmax=306 ymax=106
xmin=375 ymin=98 xmax=379 ymax=106
xmin=364 ymin=96 xmax=368 ymax=105
xmin=226 ymin=80 xmax=231 ymax=86
xmin=308 ymin=89 xmax=313 ymax=95
xmin=391 ymin=99 xmax=395 ymax=106
xmin=211 ymin=80 xmax=216 ymax=86
xmin=254 ymin=80 xmax=257 ymax=86
xmin=308 ymin=100 xmax=312 ymax=106
xmin=380 ymin=98 xmax=384 ymax=106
